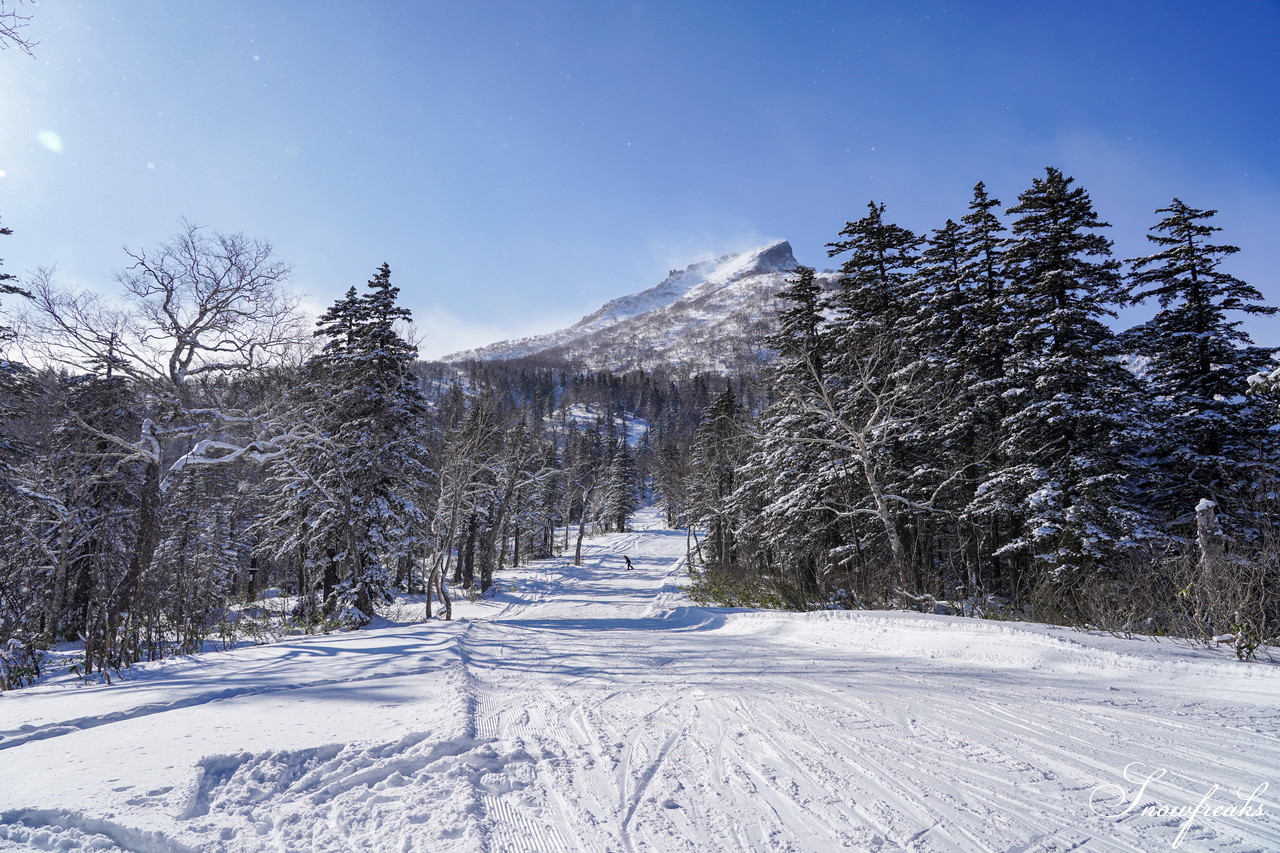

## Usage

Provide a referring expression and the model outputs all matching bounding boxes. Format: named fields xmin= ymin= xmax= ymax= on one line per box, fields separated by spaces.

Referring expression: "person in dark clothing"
xmin=624 ymin=556 xmax=634 ymax=570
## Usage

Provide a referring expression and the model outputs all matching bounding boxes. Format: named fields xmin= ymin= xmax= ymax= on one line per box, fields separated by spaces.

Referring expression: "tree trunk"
xmin=322 ymin=550 xmax=339 ymax=615
xmin=395 ymin=554 xmax=412 ymax=592
xmin=574 ymin=514 xmax=588 ymax=567
xmin=434 ymin=564 xmax=451 ymax=620
xmin=461 ymin=512 xmax=478 ymax=589
xmin=1196 ymin=499 xmax=1224 ymax=581
xmin=122 ymin=458 xmax=161 ymax=611
xmin=573 ymin=484 xmax=594 ymax=567
xmin=854 ymin=436 xmax=915 ymax=596
xmin=424 ymin=562 xmax=437 ymax=621
xmin=1195 ymin=498 xmax=1225 ymax=629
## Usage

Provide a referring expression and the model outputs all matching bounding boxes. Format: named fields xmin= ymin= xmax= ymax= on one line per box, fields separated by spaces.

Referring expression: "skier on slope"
xmin=624 ymin=556 xmax=634 ymax=570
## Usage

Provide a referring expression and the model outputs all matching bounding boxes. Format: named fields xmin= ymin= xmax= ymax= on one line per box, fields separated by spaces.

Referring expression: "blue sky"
xmin=2 ymin=1 xmax=1277 ymax=358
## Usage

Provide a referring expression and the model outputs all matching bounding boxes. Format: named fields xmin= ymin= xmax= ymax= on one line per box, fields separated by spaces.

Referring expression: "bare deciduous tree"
xmin=25 ymin=222 xmax=306 ymax=400
xmin=15 ymin=224 xmax=306 ymax=675
xmin=0 ymin=0 xmax=36 ymax=56
xmin=789 ymin=336 xmax=968 ymax=599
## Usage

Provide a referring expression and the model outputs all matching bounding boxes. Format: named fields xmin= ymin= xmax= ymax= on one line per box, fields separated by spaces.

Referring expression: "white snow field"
xmin=2 ymin=509 xmax=1278 ymax=852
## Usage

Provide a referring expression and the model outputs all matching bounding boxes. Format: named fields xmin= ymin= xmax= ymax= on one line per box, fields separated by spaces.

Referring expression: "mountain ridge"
xmin=443 ymin=240 xmax=836 ymax=374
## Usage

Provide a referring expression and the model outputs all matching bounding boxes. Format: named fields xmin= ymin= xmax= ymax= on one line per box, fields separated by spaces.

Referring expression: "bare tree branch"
xmin=22 ymin=223 xmax=307 ymax=397
xmin=0 ymin=0 xmax=36 ymax=56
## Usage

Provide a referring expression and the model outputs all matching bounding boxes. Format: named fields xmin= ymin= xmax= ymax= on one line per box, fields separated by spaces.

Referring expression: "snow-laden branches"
xmin=779 ymin=335 xmax=977 ymax=593
xmin=22 ymin=222 xmax=308 ymax=396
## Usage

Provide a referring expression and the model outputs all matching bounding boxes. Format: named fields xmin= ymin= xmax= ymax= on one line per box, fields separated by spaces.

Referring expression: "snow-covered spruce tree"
xmin=981 ymin=168 xmax=1151 ymax=611
xmin=1252 ymin=355 xmax=1280 ymax=404
xmin=822 ymin=203 xmax=947 ymax=598
xmin=633 ymin=425 xmax=654 ymax=504
xmin=689 ymin=386 xmax=748 ymax=574
xmin=825 ymin=201 xmax=924 ymax=351
xmin=0 ymin=213 xmax=32 ymax=495
xmin=0 ymin=214 xmax=27 ymax=337
xmin=602 ymin=441 xmax=640 ymax=533
xmin=732 ymin=265 xmax=845 ymax=604
xmin=0 ymin=221 xmax=44 ymax=687
xmin=261 ymin=264 xmax=431 ymax=626
xmin=950 ymin=182 xmax=1018 ymax=596
xmin=910 ymin=217 xmax=984 ymax=596
xmin=0 ymin=476 xmax=42 ymax=688
xmin=913 ymin=183 xmax=1018 ymax=599
xmin=0 ymin=214 xmax=24 ymax=316
xmin=1124 ymin=199 xmax=1278 ymax=536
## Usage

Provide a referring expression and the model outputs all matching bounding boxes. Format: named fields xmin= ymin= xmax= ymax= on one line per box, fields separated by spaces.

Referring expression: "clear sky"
xmin=2 ymin=1 xmax=1277 ymax=358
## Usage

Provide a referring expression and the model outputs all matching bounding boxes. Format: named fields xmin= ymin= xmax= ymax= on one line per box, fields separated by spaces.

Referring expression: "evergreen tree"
xmin=652 ymin=438 xmax=690 ymax=529
xmin=913 ymin=184 xmax=1015 ymax=596
xmin=823 ymin=206 xmax=939 ymax=597
xmin=983 ymin=168 xmax=1148 ymax=603
xmin=38 ymin=374 xmax=148 ymax=675
xmin=0 ymin=215 xmax=32 ymax=458
xmin=603 ymin=441 xmax=639 ymax=533
xmin=261 ymin=263 xmax=431 ymax=625
xmin=733 ymin=266 xmax=841 ymax=600
xmin=913 ymin=217 xmax=985 ymax=594
xmin=690 ymin=387 xmax=747 ymax=573
xmin=951 ymin=182 xmax=1015 ymax=592
xmin=0 ymin=214 xmax=27 ymax=335
xmin=1125 ymin=199 xmax=1278 ymax=534
xmin=825 ymin=201 xmax=923 ymax=352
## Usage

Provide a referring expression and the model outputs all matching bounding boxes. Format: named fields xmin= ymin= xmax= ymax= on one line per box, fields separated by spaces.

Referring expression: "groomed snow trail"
xmin=1 ymin=508 xmax=1277 ymax=852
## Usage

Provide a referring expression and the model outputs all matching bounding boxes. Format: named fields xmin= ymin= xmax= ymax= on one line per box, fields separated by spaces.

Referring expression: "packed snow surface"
xmin=2 ymin=509 xmax=1278 ymax=851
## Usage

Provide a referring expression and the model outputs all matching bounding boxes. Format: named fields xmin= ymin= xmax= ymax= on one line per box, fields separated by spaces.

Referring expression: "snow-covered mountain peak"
xmin=570 ymin=240 xmax=798 ymax=332
xmin=441 ymin=240 xmax=828 ymax=373
xmin=667 ymin=239 xmax=798 ymax=294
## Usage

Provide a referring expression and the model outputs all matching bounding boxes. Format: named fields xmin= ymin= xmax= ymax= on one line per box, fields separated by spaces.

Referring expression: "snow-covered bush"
xmin=0 ymin=637 xmax=44 ymax=691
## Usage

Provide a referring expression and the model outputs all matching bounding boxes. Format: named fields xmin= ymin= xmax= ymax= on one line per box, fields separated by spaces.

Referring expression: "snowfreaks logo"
xmin=1089 ymin=762 xmax=1270 ymax=849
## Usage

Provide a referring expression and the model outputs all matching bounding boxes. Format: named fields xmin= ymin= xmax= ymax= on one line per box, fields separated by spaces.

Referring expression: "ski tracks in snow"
xmin=2 ymin=507 xmax=1279 ymax=851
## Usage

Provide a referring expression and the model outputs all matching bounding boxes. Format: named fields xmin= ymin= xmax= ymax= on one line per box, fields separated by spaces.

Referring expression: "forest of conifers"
xmin=1 ymin=165 xmax=1278 ymax=689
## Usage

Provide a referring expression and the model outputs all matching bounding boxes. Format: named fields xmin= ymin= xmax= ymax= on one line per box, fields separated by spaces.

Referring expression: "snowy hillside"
xmin=443 ymin=241 xmax=837 ymax=374
xmin=1 ymin=510 xmax=1277 ymax=851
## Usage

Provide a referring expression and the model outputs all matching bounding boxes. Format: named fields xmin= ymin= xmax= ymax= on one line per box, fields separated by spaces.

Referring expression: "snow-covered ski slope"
xmin=2 ymin=509 xmax=1278 ymax=852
